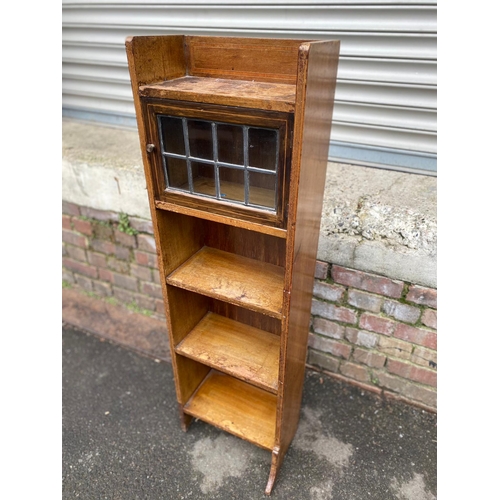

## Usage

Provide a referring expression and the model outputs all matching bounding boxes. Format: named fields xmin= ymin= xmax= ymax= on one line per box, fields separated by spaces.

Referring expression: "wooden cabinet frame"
xmin=142 ymin=99 xmax=292 ymax=228
xmin=126 ymin=35 xmax=340 ymax=495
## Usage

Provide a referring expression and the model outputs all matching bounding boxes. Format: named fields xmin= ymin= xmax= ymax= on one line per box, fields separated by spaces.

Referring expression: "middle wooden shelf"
xmin=175 ymin=311 xmax=280 ymax=393
xmin=166 ymin=246 xmax=285 ymax=318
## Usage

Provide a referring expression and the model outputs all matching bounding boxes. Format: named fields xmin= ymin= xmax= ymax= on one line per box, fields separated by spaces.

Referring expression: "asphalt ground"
xmin=62 ymin=323 xmax=437 ymax=500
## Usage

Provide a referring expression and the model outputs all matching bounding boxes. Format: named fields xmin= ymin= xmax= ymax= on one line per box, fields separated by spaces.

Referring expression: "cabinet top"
xmin=139 ymin=76 xmax=296 ymax=113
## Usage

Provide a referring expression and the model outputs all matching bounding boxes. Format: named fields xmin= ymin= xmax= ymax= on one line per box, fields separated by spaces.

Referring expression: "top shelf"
xmin=139 ymin=76 xmax=296 ymax=113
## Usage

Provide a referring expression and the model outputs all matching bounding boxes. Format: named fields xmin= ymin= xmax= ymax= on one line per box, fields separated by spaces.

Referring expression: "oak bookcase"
xmin=126 ymin=35 xmax=340 ymax=495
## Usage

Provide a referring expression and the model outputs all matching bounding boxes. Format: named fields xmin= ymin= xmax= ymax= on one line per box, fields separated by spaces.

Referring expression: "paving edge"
xmin=62 ymin=287 xmax=171 ymax=363
xmin=306 ymin=363 xmax=437 ymax=414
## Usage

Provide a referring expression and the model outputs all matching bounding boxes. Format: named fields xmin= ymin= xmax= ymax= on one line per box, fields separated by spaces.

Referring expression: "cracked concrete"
xmin=62 ymin=118 xmax=437 ymax=287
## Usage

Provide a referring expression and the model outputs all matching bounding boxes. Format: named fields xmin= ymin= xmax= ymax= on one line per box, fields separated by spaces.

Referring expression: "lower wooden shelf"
xmin=184 ymin=370 xmax=277 ymax=451
xmin=175 ymin=312 xmax=280 ymax=393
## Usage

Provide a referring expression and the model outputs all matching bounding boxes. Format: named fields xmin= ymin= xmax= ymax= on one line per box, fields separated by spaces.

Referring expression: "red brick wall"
xmin=63 ymin=202 xmax=437 ymax=411
xmin=310 ymin=261 xmax=437 ymax=410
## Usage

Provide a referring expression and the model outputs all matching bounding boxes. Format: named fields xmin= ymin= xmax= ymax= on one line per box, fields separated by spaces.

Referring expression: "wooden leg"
xmin=178 ymin=404 xmax=193 ymax=432
xmin=265 ymin=446 xmax=284 ymax=495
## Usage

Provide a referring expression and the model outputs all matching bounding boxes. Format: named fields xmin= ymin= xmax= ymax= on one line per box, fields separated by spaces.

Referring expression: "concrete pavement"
xmin=62 ymin=320 xmax=436 ymax=499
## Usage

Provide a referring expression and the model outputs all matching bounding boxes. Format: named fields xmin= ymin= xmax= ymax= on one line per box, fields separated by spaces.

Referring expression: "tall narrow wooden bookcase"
xmin=126 ymin=35 xmax=340 ymax=495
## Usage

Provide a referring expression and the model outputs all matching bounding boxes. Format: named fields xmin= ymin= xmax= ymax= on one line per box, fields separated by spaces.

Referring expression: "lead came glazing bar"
xmin=243 ymin=126 xmax=250 ymax=205
xmin=157 ymin=116 xmax=170 ymax=189
xmin=182 ymin=118 xmax=194 ymax=194
xmin=212 ymin=122 xmax=221 ymax=200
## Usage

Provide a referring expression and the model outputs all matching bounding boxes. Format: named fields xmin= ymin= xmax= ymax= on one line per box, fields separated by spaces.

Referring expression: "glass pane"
xmin=248 ymin=171 xmax=276 ymax=209
xmin=191 ymin=162 xmax=216 ymax=197
xmin=248 ymin=128 xmax=278 ymax=171
xmin=164 ymin=157 xmax=189 ymax=190
xmin=219 ymin=167 xmax=245 ymax=203
xmin=160 ymin=116 xmax=185 ymax=155
xmin=188 ymin=120 xmax=213 ymax=160
xmin=217 ymin=124 xmax=244 ymax=165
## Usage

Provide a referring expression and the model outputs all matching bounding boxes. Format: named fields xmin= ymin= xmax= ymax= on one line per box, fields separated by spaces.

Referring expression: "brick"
xmin=313 ymin=281 xmax=345 ymax=302
xmin=62 ymin=215 xmax=72 ymax=230
xmin=62 ymin=272 xmax=75 ymax=285
xmin=62 ymin=201 xmax=80 ymax=216
xmin=386 ymin=358 xmax=437 ymax=387
xmin=88 ymin=252 xmax=107 ymax=269
xmin=411 ymin=346 xmax=437 ymax=370
xmin=359 ymin=313 xmax=396 ymax=336
xmin=152 ymin=269 xmax=161 ymax=284
xmin=115 ymin=245 xmax=131 ymax=261
xmin=353 ymin=348 xmax=386 ymax=369
xmin=347 ymin=289 xmax=383 ymax=313
xmin=75 ymin=275 xmax=93 ymax=292
xmin=135 ymin=294 xmax=156 ymax=311
xmin=129 ymin=217 xmax=154 ymax=234
xmin=114 ymin=229 xmax=137 ymax=248
xmin=394 ymin=323 xmax=437 ymax=350
xmin=308 ymin=333 xmax=352 ymax=359
xmin=63 ymin=258 xmax=97 ymax=279
xmin=62 ymin=244 xmax=68 ymax=257
xmin=155 ymin=299 xmax=166 ymax=317
xmin=340 ymin=361 xmax=370 ymax=383
xmin=93 ymin=281 xmax=112 ymax=297
xmin=311 ymin=299 xmax=357 ymax=324
xmin=404 ymin=383 xmax=437 ymax=408
xmin=66 ymin=245 xmax=87 ymax=262
xmin=130 ymin=263 xmax=152 ymax=282
xmin=138 ymin=234 xmax=156 ymax=253
xmin=374 ymin=371 xmax=437 ymax=408
xmin=345 ymin=327 xmax=378 ymax=349
xmin=332 ymin=265 xmax=404 ymax=298
xmin=377 ymin=336 xmax=413 ymax=361
xmin=135 ymin=251 xmax=158 ymax=268
xmin=98 ymin=268 xmax=113 ymax=282
xmin=91 ymin=239 xmax=116 ymax=255
xmin=113 ymin=273 xmax=138 ymax=292
xmin=62 ymin=229 xmax=88 ymax=248
xmin=421 ymin=309 xmax=437 ymax=329
xmin=312 ymin=317 xmax=345 ymax=339
xmin=307 ymin=348 xmax=341 ymax=373
xmin=80 ymin=207 xmax=119 ymax=222
xmin=114 ymin=287 xmax=137 ymax=305
xmin=382 ymin=300 xmax=421 ymax=324
xmin=91 ymin=221 xmax=114 ymax=241
xmin=314 ymin=261 xmax=329 ymax=280
xmin=142 ymin=282 xmax=164 ymax=299
xmin=406 ymin=285 xmax=437 ymax=309
xmin=73 ymin=218 xmax=93 ymax=236
xmin=108 ymin=257 xmax=130 ymax=274
xmin=375 ymin=371 xmax=407 ymax=394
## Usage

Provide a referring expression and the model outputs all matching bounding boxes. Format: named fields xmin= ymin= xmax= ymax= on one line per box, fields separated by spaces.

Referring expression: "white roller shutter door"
xmin=62 ymin=1 xmax=437 ymax=174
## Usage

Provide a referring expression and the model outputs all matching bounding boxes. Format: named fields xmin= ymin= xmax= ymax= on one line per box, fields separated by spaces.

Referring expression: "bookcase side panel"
xmin=276 ymin=40 xmax=341 ymax=455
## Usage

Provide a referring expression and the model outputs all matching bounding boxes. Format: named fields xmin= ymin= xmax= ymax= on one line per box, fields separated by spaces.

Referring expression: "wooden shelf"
xmin=184 ymin=370 xmax=277 ymax=450
xmin=176 ymin=312 xmax=280 ymax=393
xmin=139 ymin=76 xmax=296 ymax=113
xmin=154 ymin=200 xmax=287 ymax=239
xmin=166 ymin=247 xmax=284 ymax=318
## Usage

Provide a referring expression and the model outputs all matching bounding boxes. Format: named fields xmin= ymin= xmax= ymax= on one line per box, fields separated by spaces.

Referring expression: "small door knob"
xmin=146 ymin=143 xmax=155 ymax=153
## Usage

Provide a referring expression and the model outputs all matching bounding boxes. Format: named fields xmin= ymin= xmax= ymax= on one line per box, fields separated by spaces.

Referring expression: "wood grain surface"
xmin=166 ymin=247 xmax=285 ymax=318
xmin=184 ymin=370 xmax=277 ymax=450
xmin=176 ymin=312 xmax=280 ymax=393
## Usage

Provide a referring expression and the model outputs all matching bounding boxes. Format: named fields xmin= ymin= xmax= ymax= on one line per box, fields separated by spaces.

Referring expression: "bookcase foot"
xmin=178 ymin=405 xmax=193 ymax=432
xmin=265 ymin=447 xmax=283 ymax=495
